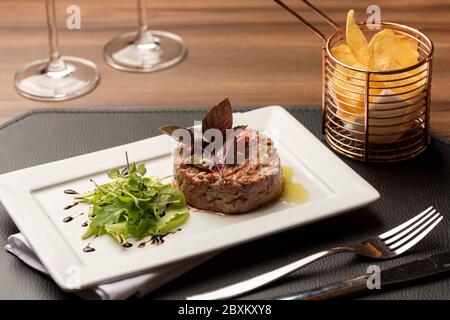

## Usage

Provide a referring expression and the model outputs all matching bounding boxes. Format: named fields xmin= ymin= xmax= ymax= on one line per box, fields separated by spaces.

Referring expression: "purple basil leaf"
xmin=202 ymin=98 xmax=233 ymax=136
xmin=160 ymin=125 xmax=185 ymax=136
xmin=160 ymin=125 xmax=194 ymax=147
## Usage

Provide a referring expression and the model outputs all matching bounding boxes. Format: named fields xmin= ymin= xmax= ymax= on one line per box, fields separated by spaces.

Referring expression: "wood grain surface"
xmin=0 ymin=0 xmax=449 ymax=139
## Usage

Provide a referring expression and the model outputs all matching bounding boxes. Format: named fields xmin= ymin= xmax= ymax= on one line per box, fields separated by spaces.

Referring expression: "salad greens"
xmin=75 ymin=161 xmax=189 ymax=244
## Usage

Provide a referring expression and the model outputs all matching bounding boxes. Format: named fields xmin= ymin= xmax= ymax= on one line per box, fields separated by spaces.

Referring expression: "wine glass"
xmin=103 ymin=0 xmax=187 ymax=72
xmin=14 ymin=0 xmax=100 ymax=101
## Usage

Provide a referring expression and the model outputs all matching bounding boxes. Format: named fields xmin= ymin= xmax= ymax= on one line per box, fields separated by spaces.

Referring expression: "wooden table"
xmin=1 ymin=0 xmax=449 ymax=139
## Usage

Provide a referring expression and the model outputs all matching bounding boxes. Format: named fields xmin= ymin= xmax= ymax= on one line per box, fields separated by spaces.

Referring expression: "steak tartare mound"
xmin=173 ymin=128 xmax=283 ymax=214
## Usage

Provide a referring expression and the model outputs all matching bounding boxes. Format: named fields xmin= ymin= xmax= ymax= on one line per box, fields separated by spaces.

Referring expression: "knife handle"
xmin=278 ymin=274 xmax=370 ymax=300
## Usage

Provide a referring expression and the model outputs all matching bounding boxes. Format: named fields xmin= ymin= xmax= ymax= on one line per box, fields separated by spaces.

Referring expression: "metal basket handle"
xmin=274 ymin=0 xmax=341 ymax=42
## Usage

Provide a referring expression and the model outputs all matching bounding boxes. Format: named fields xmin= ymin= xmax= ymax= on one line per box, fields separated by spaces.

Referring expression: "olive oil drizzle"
xmin=281 ymin=166 xmax=309 ymax=204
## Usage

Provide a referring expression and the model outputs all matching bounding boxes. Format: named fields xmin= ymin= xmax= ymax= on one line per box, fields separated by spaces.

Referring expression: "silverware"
xmin=277 ymin=251 xmax=450 ymax=300
xmin=187 ymin=206 xmax=443 ymax=300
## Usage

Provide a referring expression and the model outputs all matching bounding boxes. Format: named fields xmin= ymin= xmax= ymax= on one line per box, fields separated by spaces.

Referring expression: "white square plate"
xmin=0 ymin=106 xmax=379 ymax=291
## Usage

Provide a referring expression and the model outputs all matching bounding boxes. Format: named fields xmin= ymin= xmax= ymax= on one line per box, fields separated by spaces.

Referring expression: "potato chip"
xmin=331 ymin=44 xmax=370 ymax=118
xmin=331 ymin=45 xmax=369 ymax=118
xmin=369 ymin=29 xmax=398 ymax=71
xmin=332 ymin=70 xmax=383 ymax=118
xmin=369 ymin=30 xmax=419 ymax=71
xmin=346 ymin=9 xmax=369 ymax=66
xmin=331 ymin=44 xmax=360 ymax=67
xmin=378 ymin=65 xmax=427 ymax=102
xmin=394 ymin=35 xmax=419 ymax=67
xmin=397 ymin=34 xmax=418 ymax=51
xmin=368 ymin=28 xmax=422 ymax=103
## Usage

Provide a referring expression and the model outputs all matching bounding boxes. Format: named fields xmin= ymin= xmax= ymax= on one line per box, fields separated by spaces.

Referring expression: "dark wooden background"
xmin=1 ymin=0 xmax=449 ymax=139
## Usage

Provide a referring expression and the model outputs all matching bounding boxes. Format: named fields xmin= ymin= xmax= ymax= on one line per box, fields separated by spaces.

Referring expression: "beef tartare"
xmin=161 ymin=98 xmax=283 ymax=214
xmin=173 ymin=128 xmax=283 ymax=214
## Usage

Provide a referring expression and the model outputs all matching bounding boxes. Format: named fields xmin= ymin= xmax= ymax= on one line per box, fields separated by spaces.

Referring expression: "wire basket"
xmin=323 ymin=23 xmax=434 ymax=162
xmin=274 ymin=0 xmax=434 ymax=162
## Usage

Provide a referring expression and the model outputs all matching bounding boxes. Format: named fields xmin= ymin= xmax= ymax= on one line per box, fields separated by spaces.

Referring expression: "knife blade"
xmin=277 ymin=251 xmax=450 ymax=300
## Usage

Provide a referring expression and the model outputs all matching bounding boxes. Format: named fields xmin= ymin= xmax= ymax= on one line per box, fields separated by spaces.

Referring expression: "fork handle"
xmin=186 ymin=247 xmax=354 ymax=300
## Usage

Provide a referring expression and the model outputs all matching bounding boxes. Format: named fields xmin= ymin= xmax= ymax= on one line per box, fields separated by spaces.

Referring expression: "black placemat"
xmin=0 ymin=108 xmax=449 ymax=300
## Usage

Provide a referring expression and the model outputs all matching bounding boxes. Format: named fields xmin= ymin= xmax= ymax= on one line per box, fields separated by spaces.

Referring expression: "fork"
xmin=187 ymin=206 xmax=443 ymax=300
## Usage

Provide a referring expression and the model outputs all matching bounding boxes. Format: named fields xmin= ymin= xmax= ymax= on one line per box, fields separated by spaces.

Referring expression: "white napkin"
xmin=6 ymin=233 xmax=214 ymax=300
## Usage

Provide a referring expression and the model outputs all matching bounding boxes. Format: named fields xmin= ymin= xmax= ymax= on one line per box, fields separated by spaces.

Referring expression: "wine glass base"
xmin=103 ymin=30 xmax=187 ymax=72
xmin=14 ymin=56 xmax=100 ymax=102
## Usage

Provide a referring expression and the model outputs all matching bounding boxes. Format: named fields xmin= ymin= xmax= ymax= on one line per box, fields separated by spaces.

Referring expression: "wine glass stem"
xmin=137 ymin=0 xmax=149 ymax=35
xmin=135 ymin=0 xmax=157 ymax=47
xmin=45 ymin=0 xmax=65 ymax=72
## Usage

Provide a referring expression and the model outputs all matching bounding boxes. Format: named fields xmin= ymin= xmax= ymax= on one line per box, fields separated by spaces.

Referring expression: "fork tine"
xmin=384 ymin=209 xmax=436 ymax=245
xmin=393 ymin=216 xmax=443 ymax=255
xmin=389 ymin=212 xmax=441 ymax=250
xmin=378 ymin=206 xmax=434 ymax=239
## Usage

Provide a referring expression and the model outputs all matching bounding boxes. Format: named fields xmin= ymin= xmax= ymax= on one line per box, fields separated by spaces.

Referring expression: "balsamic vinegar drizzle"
xmin=122 ymin=242 xmax=133 ymax=248
xmin=83 ymin=236 xmax=97 ymax=253
xmin=63 ymin=216 xmax=73 ymax=223
xmin=121 ymin=167 xmax=129 ymax=175
xmin=63 ymin=212 xmax=84 ymax=223
xmin=83 ymin=246 xmax=95 ymax=253
xmin=63 ymin=202 xmax=79 ymax=210
xmin=138 ymin=236 xmax=163 ymax=248
xmin=64 ymin=189 xmax=92 ymax=252
xmin=63 ymin=189 xmax=79 ymax=195
xmin=138 ymin=229 xmax=181 ymax=248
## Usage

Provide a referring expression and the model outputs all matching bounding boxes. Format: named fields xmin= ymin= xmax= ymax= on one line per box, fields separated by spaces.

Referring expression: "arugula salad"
xmin=75 ymin=161 xmax=189 ymax=244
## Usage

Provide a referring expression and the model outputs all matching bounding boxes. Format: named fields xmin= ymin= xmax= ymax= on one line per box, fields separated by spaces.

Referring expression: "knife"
xmin=277 ymin=252 xmax=450 ymax=300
